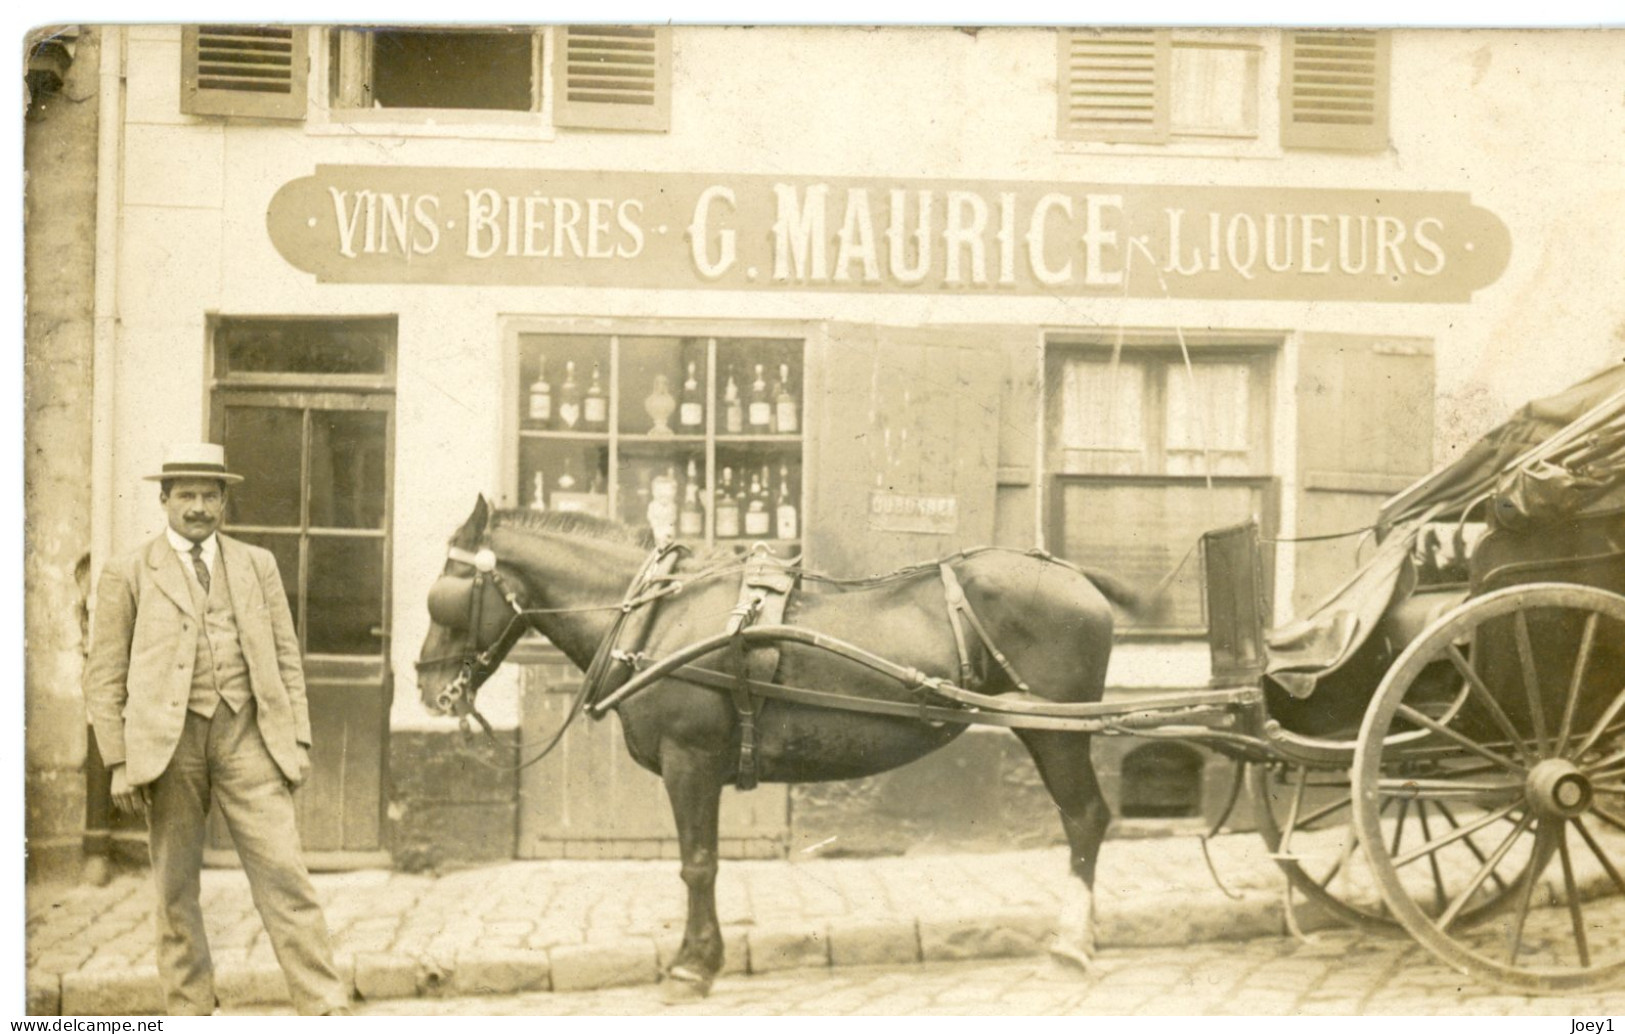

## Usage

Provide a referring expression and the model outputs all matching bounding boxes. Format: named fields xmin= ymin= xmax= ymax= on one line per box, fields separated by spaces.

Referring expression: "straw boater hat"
xmin=143 ymin=442 xmax=245 ymax=485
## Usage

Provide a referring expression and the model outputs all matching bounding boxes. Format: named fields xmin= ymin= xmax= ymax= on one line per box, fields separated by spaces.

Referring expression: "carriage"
xmin=415 ymin=362 xmax=1625 ymax=998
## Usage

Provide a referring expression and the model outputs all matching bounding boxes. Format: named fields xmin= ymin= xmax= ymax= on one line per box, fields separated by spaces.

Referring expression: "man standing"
xmin=83 ymin=443 xmax=350 ymax=1015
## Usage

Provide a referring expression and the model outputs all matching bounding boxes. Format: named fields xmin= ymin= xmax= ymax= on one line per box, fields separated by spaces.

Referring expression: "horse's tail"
xmin=1079 ymin=567 xmax=1151 ymax=620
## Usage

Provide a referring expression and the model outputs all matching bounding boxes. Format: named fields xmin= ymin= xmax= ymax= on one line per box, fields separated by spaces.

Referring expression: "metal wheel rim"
xmin=1354 ymin=583 xmax=1625 ymax=994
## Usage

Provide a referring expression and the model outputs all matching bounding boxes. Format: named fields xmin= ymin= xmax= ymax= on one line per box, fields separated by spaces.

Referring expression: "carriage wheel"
xmin=1353 ymin=584 xmax=1625 ymax=993
xmin=1252 ymin=762 xmax=1517 ymax=932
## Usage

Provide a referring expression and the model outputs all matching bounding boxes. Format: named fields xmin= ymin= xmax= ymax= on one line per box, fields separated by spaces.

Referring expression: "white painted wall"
xmin=105 ymin=27 xmax=1625 ymax=724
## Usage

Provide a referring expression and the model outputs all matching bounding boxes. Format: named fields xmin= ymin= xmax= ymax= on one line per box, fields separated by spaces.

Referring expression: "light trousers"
xmin=146 ymin=701 xmax=347 ymax=1015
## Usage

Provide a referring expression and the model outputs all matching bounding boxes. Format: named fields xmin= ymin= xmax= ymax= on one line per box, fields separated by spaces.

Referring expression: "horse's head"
xmin=415 ymin=494 xmax=530 ymax=717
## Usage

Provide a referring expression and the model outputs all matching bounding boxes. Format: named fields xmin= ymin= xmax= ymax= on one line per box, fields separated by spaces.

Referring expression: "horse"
xmin=414 ymin=495 xmax=1140 ymax=998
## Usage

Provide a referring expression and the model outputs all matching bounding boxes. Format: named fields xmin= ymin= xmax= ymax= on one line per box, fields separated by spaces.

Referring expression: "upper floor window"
xmin=1058 ymin=28 xmax=1388 ymax=153
xmin=181 ymin=24 xmax=671 ymax=132
xmin=330 ymin=28 xmax=540 ymax=112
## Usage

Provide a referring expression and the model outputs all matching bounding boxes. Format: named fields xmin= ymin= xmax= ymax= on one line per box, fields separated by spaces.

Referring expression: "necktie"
xmin=190 ymin=543 xmax=210 ymax=595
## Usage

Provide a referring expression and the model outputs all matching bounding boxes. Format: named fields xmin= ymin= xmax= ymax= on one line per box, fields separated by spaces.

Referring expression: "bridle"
xmin=414 ymin=544 xmax=534 ymax=726
xmin=414 ymin=538 xmax=692 ymax=770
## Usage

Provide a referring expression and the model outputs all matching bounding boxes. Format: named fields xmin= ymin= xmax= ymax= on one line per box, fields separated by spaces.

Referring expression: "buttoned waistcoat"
xmin=84 ymin=534 xmax=313 ymax=787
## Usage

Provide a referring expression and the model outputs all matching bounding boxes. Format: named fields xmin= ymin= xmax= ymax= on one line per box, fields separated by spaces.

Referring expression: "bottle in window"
xmin=775 ymin=363 xmax=798 ymax=434
xmin=714 ymin=466 xmax=740 ymax=539
xmin=555 ymin=360 xmax=582 ymax=430
xmin=744 ymin=471 xmax=771 ymax=538
xmin=748 ymin=363 xmax=772 ymax=432
xmin=527 ymin=356 xmax=552 ymax=429
xmin=775 ymin=465 xmax=797 ymax=540
xmin=679 ymin=361 xmax=704 ymax=433
xmin=679 ymin=458 xmax=705 ymax=539
xmin=723 ymin=366 xmax=744 ymax=434
xmin=530 ymin=470 xmax=547 ymax=511
xmin=584 ymin=362 xmax=608 ymax=431
xmin=647 ymin=466 xmax=678 ymax=545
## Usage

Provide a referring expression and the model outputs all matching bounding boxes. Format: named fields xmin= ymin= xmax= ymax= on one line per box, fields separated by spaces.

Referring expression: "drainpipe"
xmin=89 ymin=25 xmax=124 ymax=580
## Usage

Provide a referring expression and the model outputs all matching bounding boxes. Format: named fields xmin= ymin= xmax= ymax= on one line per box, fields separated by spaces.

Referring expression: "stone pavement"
xmin=340 ymin=912 xmax=1625 ymax=1017
xmin=21 ymin=832 xmax=1620 ymax=1015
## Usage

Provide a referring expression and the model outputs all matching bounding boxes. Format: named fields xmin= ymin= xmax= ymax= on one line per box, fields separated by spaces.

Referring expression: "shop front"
xmin=67 ymin=25 xmax=1625 ymax=869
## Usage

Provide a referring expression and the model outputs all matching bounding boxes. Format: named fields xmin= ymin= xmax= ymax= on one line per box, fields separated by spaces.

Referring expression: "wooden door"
xmin=803 ymin=323 xmax=1005 ymax=577
xmin=1294 ymin=333 xmax=1434 ymax=613
xmin=206 ymin=389 xmax=394 ymax=867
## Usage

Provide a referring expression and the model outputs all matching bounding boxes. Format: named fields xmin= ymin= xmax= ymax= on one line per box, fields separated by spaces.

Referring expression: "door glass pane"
xmin=222 ymin=406 xmax=303 ymax=527
xmin=218 ymin=318 xmax=391 ymax=376
xmin=229 ymin=532 xmax=303 ymax=637
xmin=306 ymin=536 xmax=384 ymax=655
xmin=309 ymin=410 xmax=388 ymax=529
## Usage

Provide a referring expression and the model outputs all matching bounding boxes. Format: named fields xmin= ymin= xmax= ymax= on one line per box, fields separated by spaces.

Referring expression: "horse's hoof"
xmin=1046 ymin=940 xmax=1095 ymax=976
xmin=661 ymin=966 xmax=713 ymax=1003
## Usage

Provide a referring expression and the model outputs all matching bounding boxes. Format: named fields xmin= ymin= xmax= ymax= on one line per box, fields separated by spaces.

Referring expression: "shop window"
xmin=1045 ymin=340 xmax=1276 ymax=634
xmin=1058 ymin=29 xmax=1259 ymax=144
xmin=181 ymin=25 xmax=308 ymax=120
xmin=1120 ymin=743 xmax=1204 ymax=819
xmin=1280 ymin=30 xmax=1390 ymax=152
xmin=512 ymin=333 xmax=804 ymax=553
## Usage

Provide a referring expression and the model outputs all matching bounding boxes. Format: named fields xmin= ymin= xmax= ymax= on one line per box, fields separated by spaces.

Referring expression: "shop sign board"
xmin=269 ymin=166 xmax=1510 ymax=303
xmin=868 ymin=490 xmax=960 ymax=535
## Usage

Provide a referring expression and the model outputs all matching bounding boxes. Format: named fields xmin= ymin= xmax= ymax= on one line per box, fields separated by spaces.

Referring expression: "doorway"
xmin=205 ymin=316 xmax=396 ymax=867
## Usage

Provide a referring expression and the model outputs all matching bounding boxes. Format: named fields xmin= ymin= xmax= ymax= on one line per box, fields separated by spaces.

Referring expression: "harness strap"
xmin=583 ymin=543 xmax=688 ymax=712
xmin=724 ymin=548 xmax=798 ymax=791
xmin=938 ymin=564 xmax=978 ymax=688
xmin=938 ymin=562 xmax=1034 ymax=694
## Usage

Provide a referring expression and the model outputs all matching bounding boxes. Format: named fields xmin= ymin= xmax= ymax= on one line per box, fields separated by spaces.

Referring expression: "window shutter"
xmin=552 ymin=26 xmax=670 ymax=132
xmin=1280 ymin=30 xmax=1389 ymax=152
xmin=1292 ymin=333 xmax=1434 ymax=613
xmin=1058 ymin=28 xmax=1170 ymax=143
xmin=181 ymin=25 xmax=307 ymax=120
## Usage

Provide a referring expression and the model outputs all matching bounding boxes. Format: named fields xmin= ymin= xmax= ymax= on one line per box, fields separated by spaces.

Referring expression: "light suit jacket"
xmin=84 ymin=533 xmax=312 ymax=787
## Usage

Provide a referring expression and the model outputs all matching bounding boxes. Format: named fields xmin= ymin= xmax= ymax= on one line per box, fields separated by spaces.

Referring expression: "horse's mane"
xmin=491 ymin=508 xmax=658 ymax=549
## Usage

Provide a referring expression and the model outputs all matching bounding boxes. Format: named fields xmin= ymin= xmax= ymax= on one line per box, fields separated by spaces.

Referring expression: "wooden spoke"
xmin=1571 ymin=686 xmax=1625 ymax=761
xmin=1397 ymin=702 xmax=1528 ymax=775
xmin=1514 ymin=611 xmax=1549 ymax=756
xmin=1445 ymin=643 xmax=1535 ymax=766
xmin=1582 ymin=746 xmax=1625 ymax=777
xmin=1390 ymin=796 xmax=1411 ymax=857
xmin=1293 ymin=791 xmax=1354 ymax=830
xmin=1571 ymin=816 xmax=1625 ymax=898
xmin=1592 ymin=804 xmax=1625 ymax=836
xmin=1504 ymin=822 xmax=1558 ymax=966
xmin=1392 ymin=800 xmax=1522 ymax=869
xmin=1438 ymin=812 xmax=1533 ymax=932
xmin=1415 ymin=800 xmax=1449 ymax=915
xmin=1556 ymin=827 xmax=1590 ymax=969
xmin=1435 ymin=801 xmax=1515 ymax=897
xmin=1376 ymin=776 xmax=1522 ymax=797
xmin=1553 ymin=611 xmax=1598 ymax=758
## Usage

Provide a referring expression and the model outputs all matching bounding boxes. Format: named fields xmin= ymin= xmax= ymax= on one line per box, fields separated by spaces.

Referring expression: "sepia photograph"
xmin=17 ymin=9 xmax=1625 ymax=1019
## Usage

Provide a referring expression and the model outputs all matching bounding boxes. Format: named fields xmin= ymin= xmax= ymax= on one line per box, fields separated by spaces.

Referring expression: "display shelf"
xmin=713 ymin=434 xmax=803 ymax=445
xmin=519 ymin=429 xmax=612 ymax=442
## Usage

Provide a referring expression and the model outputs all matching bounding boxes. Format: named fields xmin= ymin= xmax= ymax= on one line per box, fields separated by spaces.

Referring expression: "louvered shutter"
xmin=1058 ymin=28 xmax=1170 ymax=143
xmin=1280 ymin=30 xmax=1390 ymax=152
xmin=552 ymin=26 xmax=670 ymax=132
xmin=181 ymin=25 xmax=307 ymax=120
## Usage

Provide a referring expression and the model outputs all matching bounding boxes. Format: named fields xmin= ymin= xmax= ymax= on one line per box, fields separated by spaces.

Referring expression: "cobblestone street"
xmin=240 ymin=922 xmax=1625 ymax=1016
